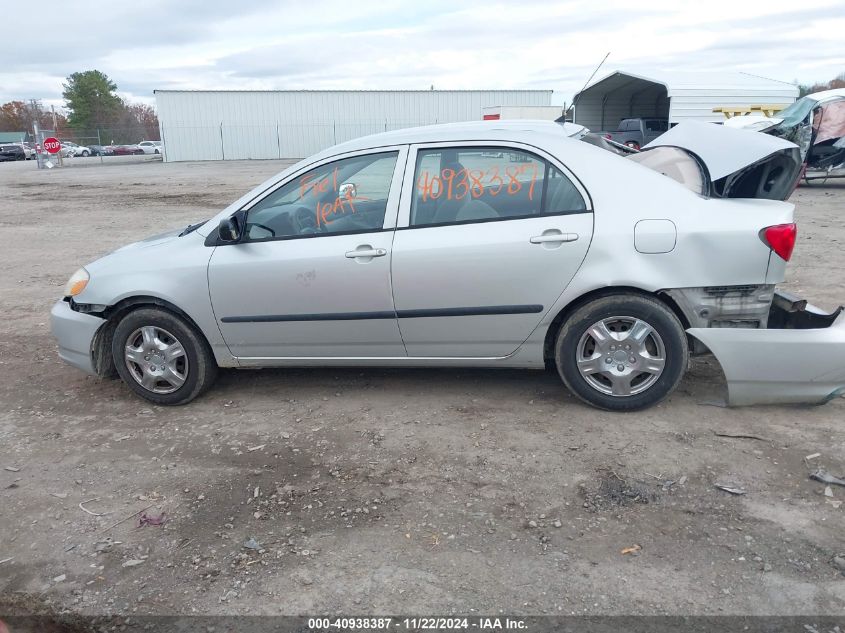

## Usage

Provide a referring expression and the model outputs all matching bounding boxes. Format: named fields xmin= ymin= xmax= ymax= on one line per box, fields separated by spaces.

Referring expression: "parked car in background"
xmin=89 ymin=145 xmax=114 ymax=156
xmin=61 ymin=141 xmax=92 ymax=157
xmin=50 ymin=120 xmax=844 ymax=411
xmin=600 ymin=118 xmax=669 ymax=149
xmin=0 ymin=143 xmax=26 ymax=161
xmin=110 ymin=144 xmax=145 ymax=156
xmin=138 ymin=140 xmax=163 ymax=155
xmin=13 ymin=142 xmax=34 ymax=159
xmin=726 ymin=88 xmax=845 ymax=183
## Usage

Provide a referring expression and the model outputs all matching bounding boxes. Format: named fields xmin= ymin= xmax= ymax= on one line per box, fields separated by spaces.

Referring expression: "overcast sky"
xmin=3 ymin=0 xmax=843 ymax=109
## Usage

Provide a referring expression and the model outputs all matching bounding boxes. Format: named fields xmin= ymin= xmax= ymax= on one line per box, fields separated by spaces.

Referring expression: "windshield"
xmin=774 ymin=96 xmax=819 ymax=128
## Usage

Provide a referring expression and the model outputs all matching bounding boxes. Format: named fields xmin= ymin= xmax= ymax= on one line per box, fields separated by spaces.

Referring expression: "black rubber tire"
xmin=81 ymin=150 xmax=90 ymax=157
xmin=554 ymin=294 xmax=687 ymax=411
xmin=154 ymin=149 xmax=160 ymax=154
xmin=111 ymin=307 xmax=217 ymax=405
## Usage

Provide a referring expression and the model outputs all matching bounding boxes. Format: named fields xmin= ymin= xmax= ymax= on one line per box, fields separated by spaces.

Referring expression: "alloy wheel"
xmin=575 ymin=316 xmax=666 ymax=396
xmin=124 ymin=326 xmax=188 ymax=394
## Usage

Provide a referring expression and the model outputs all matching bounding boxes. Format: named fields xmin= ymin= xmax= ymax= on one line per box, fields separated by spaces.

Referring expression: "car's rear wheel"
xmin=112 ymin=307 xmax=217 ymax=405
xmin=81 ymin=150 xmax=90 ymax=157
xmin=555 ymin=294 xmax=687 ymax=411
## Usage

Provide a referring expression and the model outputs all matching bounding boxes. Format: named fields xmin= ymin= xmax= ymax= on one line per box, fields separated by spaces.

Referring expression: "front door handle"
xmin=530 ymin=231 xmax=579 ymax=244
xmin=345 ymin=246 xmax=387 ymax=259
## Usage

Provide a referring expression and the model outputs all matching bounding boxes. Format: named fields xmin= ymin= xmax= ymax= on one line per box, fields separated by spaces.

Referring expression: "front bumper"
xmin=50 ymin=299 xmax=105 ymax=375
xmin=688 ymin=293 xmax=845 ymax=406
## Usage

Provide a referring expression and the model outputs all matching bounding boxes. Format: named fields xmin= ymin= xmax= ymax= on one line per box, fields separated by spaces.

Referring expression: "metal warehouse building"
xmin=154 ymin=89 xmax=553 ymax=162
xmin=572 ymin=70 xmax=798 ymax=131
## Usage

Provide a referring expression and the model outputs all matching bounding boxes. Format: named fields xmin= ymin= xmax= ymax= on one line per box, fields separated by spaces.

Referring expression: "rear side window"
xmin=645 ymin=120 xmax=668 ymax=132
xmin=410 ymin=147 xmax=586 ymax=227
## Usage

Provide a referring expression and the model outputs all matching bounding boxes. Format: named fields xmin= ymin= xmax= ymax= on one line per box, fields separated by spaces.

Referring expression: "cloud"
xmin=1 ymin=0 xmax=843 ymax=109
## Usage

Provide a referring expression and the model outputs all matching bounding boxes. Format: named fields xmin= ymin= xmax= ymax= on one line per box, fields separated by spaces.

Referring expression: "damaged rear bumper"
xmin=687 ymin=292 xmax=845 ymax=406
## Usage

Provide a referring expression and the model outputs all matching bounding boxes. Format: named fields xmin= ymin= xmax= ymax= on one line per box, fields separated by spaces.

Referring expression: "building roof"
xmin=0 ymin=131 xmax=26 ymax=143
xmin=574 ymin=69 xmax=799 ymax=101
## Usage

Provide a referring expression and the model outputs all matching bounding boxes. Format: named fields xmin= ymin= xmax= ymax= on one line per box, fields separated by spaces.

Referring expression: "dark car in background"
xmin=600 ymin=118 xmax=669 ymax=150
xmin=0 ymin=143 xmax=26 ymax=161
xmin=89 ymin=145 xmax=114 ymax=156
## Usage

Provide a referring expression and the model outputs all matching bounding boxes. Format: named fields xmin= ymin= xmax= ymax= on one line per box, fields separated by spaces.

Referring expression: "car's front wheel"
xmin=81 ymin=150 xmax=90 ymax=157
xmin=555 ymin=294 xmax=687 ymax=411
xmin=111 ymin=307 xmax=217 ymax=405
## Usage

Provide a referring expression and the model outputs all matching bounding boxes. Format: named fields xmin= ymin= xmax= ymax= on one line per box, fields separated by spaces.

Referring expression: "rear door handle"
xmin=530 ymin=232 xmax=579 ymax=244
xmin=345 ymin=247 xmax=387 ymax=259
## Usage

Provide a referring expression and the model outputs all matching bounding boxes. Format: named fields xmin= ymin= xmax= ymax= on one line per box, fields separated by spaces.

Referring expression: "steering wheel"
xmin=292 ymin=205 xmax=320 ymax=234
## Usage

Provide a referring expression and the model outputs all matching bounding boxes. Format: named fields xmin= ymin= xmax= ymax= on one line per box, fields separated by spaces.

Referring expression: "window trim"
xmin=217 ymin=145 xmax=408 ymax=246
xmin=396 ymin=141 xmax=591 ymax=230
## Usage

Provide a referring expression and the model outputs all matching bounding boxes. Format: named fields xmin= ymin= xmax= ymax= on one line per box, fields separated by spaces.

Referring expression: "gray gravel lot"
xmin=1 ymin=155 xmax=844 ymax=617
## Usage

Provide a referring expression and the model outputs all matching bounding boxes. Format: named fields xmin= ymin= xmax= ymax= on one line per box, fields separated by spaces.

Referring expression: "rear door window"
xmin=410 ymin=146 xmax=587 ymax=227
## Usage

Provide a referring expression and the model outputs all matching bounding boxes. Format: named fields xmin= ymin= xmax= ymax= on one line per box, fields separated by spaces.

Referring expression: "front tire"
xmin=555 ymin=294 xmax=687 ymax=411
xmin=112 ymin=307 xmax=217 ymax=405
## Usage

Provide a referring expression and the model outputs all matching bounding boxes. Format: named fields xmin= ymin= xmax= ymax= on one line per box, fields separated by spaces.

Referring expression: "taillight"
xmin=604 ymin=133 xmax=612 ymax=140
xmin=760 ymin=223 xmax=797 ymax=261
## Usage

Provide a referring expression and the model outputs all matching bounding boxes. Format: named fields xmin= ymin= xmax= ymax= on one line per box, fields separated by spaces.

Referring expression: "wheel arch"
xmin=542 ymin=286 xmax=692 ymax=365
xmin=91 ymin=295 xmax=213 ymax=378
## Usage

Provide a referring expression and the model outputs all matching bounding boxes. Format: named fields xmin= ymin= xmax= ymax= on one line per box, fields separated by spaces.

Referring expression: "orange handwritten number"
xmin=526 ymin=163 xmax=538 ymax=200
xmin=441 ymin=168 xmax=455 ymax=200
xmin=505 ymin=166 xmax=521 ymax=195
xmin=468 ymin=169 xmax=484 ymax=198
xmin=488 ymin=166 xmax=503 ymax=196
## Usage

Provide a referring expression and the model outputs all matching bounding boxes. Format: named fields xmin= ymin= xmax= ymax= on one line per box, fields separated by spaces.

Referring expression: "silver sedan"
xmin=51 ymin=120 xmax=845 ymax=410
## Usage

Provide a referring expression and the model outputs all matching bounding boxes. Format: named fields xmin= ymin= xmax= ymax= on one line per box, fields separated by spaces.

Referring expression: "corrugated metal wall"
xmin=155 ymin=90 xmax=553 ymax=162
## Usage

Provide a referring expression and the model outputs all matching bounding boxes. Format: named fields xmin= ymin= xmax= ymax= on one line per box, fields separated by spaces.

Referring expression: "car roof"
xmin=807 ymin=88 xmax=845 ymax=103
xmin=312 ymin=120 xmax=586 ymax=159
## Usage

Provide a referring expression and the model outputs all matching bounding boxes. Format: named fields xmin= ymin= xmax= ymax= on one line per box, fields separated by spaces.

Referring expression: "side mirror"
xmin=218 ymin=215 xmax=242 ymax=242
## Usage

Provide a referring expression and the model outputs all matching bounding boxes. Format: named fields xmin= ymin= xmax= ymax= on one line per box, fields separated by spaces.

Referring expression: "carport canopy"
xmin=572 ymin=69 xmax=798 ymax=132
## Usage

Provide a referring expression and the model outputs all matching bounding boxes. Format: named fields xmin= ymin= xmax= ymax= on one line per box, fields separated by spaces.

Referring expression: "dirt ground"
xmin=0 ymin=155 xmax=844 ymax=618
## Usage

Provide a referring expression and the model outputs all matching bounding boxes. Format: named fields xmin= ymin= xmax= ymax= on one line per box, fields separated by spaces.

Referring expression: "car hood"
xmin=112 ymin=227 xmax=183 ymax=253
xmin=641 ymin=121 xmax=802 ymax=200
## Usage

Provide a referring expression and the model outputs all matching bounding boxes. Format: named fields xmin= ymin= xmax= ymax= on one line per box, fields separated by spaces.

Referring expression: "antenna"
xmin=573 ymin=52 xmax=610 ymax=106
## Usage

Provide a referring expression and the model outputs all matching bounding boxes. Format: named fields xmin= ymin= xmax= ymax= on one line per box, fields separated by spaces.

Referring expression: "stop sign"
xmin=43 ymin=137 xmax=61 ymax=154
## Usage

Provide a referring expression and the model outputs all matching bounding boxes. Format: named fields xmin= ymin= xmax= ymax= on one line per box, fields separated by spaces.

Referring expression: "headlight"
xmin=64 ymin=268 xmax=90 ymax=297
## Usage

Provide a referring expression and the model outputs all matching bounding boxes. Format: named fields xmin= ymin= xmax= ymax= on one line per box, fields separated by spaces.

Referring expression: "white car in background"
xmin=138 ymin=140 xmax=163 ymax=155
xmin=61 ymin=141 xmax=92 ymax=157
xmin=50 ymin=120 xmax=845 ymax=410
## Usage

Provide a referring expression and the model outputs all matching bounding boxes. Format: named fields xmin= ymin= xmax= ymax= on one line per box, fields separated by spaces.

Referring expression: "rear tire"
xmin=554 ymin=294 xmax=687 ymax=411
xmin=111 ymin=307 xmax=217 ymax=405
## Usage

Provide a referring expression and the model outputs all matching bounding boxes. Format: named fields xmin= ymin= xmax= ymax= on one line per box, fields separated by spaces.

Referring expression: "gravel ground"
xmin=0 ymin=156 xmax=844 ymax=618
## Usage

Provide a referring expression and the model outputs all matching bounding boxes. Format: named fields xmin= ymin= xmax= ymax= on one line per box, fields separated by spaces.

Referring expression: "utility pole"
xmin=29 ymin=99 xmax=44 ymax=169
xmin=51 ymin=105 xmax=63 ymax=166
